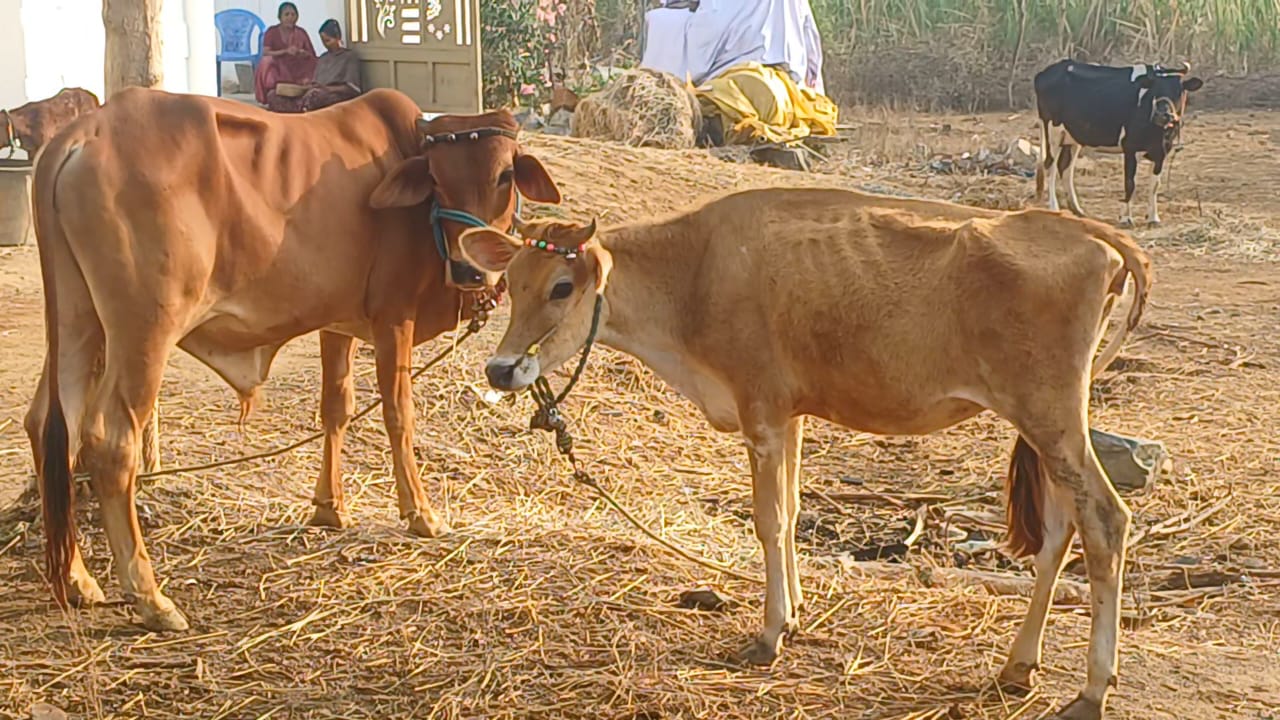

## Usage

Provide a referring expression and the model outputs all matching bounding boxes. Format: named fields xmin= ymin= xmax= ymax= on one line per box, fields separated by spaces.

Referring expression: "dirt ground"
xmin=1 ymin=109 xmax=1279 ymax=720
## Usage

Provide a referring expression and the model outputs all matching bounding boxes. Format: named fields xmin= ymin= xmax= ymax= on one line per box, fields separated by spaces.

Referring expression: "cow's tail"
xmin=1005 ymin=436 xmax=1046 ymax=557
xmin=1004 ymin=217 xmax=1152 ymax=558
xmin=33 ymin=138 xmax=80 ymax=607
xmin=1085 ymin=219 xmax=1152 ymax=377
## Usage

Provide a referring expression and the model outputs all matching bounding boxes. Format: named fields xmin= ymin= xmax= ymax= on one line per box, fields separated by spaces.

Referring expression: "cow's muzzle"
xmin=486 ymin=354 xmax=541 ymax=391
xmin=448 ymin=258 xmax=486 ymax=290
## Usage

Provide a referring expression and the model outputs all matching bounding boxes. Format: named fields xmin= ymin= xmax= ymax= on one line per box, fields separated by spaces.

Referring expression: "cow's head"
xmin=1139 ymin=62 xmax=1204 ymax=131
xmin=0 ymin=111 xmax=17 ymax=153
xmin=459 ymin=217 xmax=610 ymax=391
xmin=369 ymin=110 xmax=561 ymax=291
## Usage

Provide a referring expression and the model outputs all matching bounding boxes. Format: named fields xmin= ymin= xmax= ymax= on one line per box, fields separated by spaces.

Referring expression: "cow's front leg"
xmin=373 ymin=319 xmax=448 ymax=537
xmin=736 ymin=420 xmax=793 ymax=666
xmin=1147 ymin=157 xmax=1165 ymax=227
xmin=1118 ymin=153 xmax=1137 ymax=227
xmin=310 ymin=331 xmax=358 ymax=528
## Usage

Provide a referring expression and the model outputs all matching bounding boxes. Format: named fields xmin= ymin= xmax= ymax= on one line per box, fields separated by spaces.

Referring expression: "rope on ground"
xmin=73 ymin=314 xmax=488 ymax=484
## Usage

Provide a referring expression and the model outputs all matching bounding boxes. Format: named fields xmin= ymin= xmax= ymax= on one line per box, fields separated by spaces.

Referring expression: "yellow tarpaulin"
xmin=694 ymin=62 xmax=838 ymax=146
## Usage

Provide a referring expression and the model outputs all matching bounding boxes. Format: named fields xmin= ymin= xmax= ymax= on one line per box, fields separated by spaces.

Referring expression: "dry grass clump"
xmin=571 ymin=68 xmax=701 ymax=150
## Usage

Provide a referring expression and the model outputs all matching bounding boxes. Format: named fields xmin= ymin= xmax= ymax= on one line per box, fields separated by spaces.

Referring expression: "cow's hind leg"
xmin=26 ymin=356 xmax=106 ymax=607
xmin=1043 ymin=124 xmax=1061 ymax=212
xmin=999 ymin=453 xmax=1076 ymax=692
xmin=310 ymin=331 xmax=358 ymax=528
xmin=82 ymin=338 xmax=188 ymax=631
xmin=1020 ymin=420 xmax=1129 ymax=720
xmin=1060 ymin=145 xmax=1086 ymax=217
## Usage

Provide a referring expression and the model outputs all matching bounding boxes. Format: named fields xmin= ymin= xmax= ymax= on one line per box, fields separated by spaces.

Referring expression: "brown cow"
xmin=1 ymin=87 xmax=101 ymax=157
xmin=28 ymin=86 xmax=561 ymax=632
xmin=461 ymin=187 xmax=1151 ymax=720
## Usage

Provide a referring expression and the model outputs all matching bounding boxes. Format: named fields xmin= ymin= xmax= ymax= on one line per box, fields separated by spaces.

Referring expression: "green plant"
xmin=480 ymin=0 xmax=551 ymax=109
xmin=809 ymin=0 xmax=1280 ymax=71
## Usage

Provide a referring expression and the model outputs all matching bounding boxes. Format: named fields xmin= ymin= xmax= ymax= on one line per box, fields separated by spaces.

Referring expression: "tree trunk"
xmin=103 ymin=0 xmax=165 ymax=98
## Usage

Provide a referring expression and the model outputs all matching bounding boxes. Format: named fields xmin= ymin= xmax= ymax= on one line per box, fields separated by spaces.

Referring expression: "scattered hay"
xmin=571 ymin=68 xmax=701 ymax=150
xmin=1142 ymin=211 xmax=1280 ymax=263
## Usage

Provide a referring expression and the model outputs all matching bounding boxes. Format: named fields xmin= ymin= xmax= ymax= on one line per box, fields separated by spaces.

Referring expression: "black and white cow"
xmin=1034 ymin=59 xmax=1204 ymax=227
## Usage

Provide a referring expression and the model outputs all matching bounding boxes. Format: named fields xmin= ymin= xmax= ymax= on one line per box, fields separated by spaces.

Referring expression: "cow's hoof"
xmin=1117 ymin=218 xmax=1134 ymax=229
xmin=308 ymin=505 xmax=353 ymax=529
xmin=1146 ymin=220 xmax=1162 ymax=228
xmin=734 ymin=635 xmax=781 ymax=667
xmin=996 ymin=661 xmax=1038 ymax=697
xmin=138 ymin=600 xmax=190 ymax=633
xmin=67 ymin=575 xmax=106 ymax=607
xmin=1068 ymin=207 xmax=1086 ymax=218
xmin=1047 ymin=694 xmax=1103 ymax=720
xmin=784 ymin=614 xmax=802 ymax=639
xmin=407 ymin=512 xmax=449 ymax=538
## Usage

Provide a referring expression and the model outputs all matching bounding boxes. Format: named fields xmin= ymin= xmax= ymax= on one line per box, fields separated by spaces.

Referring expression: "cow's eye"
xmin=549 ymin=280 xmax=574 ymax=301
xmin=498 ymin=169 xmax=514 ymax=186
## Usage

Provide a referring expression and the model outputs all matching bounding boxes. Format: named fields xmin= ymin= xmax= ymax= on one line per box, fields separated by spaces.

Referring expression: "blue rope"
xmin=429 ymin=193 xmax=524 ymax=260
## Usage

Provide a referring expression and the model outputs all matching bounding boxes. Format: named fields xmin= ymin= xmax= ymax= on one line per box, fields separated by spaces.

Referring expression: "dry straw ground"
xmin=1 ymin=109 xmax=1279 ymax=719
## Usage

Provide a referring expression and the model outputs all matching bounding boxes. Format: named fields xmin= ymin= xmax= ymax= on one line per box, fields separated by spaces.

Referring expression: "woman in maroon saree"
xmin=253 ymin=2 xmax=318 ymax=105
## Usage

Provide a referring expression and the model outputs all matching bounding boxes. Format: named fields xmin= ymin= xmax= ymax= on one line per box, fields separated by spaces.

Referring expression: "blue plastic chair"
xmin=215 ymin=9 xmax=266 ymax=96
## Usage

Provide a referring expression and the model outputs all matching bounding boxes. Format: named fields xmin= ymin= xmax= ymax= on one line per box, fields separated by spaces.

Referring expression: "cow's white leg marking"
xmin=1046 ymin=145 xmax=1061 ymax=212
xmin=781 ymin=416 xmax=804 ymax=631
xmin=1147 ymin=170 xmax=1163 ymax=226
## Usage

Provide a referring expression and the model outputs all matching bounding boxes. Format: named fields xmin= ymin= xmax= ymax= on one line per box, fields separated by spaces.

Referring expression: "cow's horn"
xmin=1179 ymin=61 xmax=1191 ymax=74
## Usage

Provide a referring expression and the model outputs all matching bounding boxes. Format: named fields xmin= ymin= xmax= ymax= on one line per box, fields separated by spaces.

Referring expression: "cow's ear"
xmin=514 ymin=153 xmax=562 ymax=204
xmin=369 ymin=156 xmax=434 ymax=209
xmin=460 ymin=227 xmax=522 ymax=274
xmin=1183 ymin=77 xmax=1204 ymax=92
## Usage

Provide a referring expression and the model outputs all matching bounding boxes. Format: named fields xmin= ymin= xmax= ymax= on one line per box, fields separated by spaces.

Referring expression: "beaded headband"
xmin=524 ymin=236 xmax=587 ymax=260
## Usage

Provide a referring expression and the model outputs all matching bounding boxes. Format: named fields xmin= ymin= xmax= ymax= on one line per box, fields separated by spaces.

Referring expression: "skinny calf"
xmin=464 ymin=187 xmax=1151 ymax=719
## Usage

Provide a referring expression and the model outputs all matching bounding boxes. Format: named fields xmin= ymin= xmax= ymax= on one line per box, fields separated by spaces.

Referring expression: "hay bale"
xmin=570 ymin=67 xmax=701 ymax=150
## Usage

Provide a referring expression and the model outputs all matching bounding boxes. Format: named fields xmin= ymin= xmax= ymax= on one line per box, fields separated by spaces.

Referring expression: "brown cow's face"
xmin=368 ymin=110 xmax=561 ymax=291
xmin=460 ymin=218 xmax=607 ymax=391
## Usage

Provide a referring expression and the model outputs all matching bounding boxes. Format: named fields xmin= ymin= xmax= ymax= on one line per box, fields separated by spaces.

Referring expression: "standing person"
xmin=253 ymin=2 xmax=318 ymax=105
xmin=267 ymin=19 xmax=363 ymax=113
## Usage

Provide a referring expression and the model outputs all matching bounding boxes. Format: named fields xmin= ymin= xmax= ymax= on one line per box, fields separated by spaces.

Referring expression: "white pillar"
xmin=185 ymin=0 xmax=217 ymax=95
xmin=0 ymin=0 xmax=28 ymax=108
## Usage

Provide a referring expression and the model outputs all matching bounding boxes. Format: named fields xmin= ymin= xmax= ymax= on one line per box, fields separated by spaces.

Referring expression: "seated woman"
xmin=254 ymin=2 xmax=318 ymax=106
xmin=267 ymin=19 xmax=363 ymax=113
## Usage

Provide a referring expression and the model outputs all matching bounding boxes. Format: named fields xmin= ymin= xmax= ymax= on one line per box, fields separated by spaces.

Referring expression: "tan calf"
xmin=461 ymin=187 xmax=1151 ymax=720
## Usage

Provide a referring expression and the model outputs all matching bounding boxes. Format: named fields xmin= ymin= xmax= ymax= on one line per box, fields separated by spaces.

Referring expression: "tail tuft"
xmin=1005 ymin=435 xmax=1045 ymax=557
